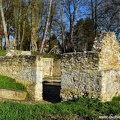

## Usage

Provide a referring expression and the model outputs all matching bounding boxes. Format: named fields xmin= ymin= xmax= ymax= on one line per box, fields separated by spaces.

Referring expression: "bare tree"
xmin=40 ymin=0 xmax=52 ymax=53
xmin=0 ymin=22 xmax=3 ymax=50
xmin=64 ymin=0 xmax=81 ymax=51
xmin=61 ymin=0 xmax=65 ymax=52
xmin=0 ymin=0 xmax=9 ymax=50
xmin=30 ymin=0 xmax=39 ymax=51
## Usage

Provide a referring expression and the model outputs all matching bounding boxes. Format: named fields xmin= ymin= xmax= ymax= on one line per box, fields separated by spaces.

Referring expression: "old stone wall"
xmin=0 ymin=55 xmax=42 ymax=101
xmin=0 ymin=53 xmax=61 ymax=101
xmin=53 ymin=59 xmax=61 ymax=77
xmin=61 ymin=52 xmax=102 ymax=101
xmin=42 ymin=58 xmax=61 ymax=82
xmin=61 ymin=32 xmax=120 ymax=102
xmin=98 ymin=32 xmax=120 ymax=102
xmin=6 ymin=50 xmax=31 ymax=56
xmin=42 ymin=58 xmax=54 ymax=78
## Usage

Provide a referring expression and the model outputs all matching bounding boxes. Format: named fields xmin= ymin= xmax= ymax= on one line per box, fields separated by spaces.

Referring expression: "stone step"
xmin=0 ymin=89 xmax=27 ymax=101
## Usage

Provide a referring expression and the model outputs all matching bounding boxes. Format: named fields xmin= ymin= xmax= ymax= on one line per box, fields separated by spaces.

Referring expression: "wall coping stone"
xmin=0 ymin=89 xmax=27 ymax=101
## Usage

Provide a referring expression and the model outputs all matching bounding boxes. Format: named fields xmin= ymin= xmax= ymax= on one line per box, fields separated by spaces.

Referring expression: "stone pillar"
xmin=42 ymin=58 xmax=54 ymax=78
xmin=34 ymin=56 xmax=43 ymax=101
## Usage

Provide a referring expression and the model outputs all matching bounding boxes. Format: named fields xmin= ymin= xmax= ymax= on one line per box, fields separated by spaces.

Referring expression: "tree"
xmin=48 ymin=1 xmax=59 ymax=51
xmin=40 ymin=0 xmax=52 ymax=53
xmin=0 ymin=21 xmax=3 ymax=50
xmin=30 ymin=0 xmax=39 ymax=51
xmin=64 ymin=0 xmax=81 ymax=51
xmin=0 ymin=0 xmax=9 ymax=50
xmin=87 ymin=0 xmax=120 ymax=39
xmin=82 ymin=17 xmax=95 ymax=50
xmin=72 ymin=17 xmax=95 ymax=51
xmin=99 ymin=0 xmax=120 ymax=39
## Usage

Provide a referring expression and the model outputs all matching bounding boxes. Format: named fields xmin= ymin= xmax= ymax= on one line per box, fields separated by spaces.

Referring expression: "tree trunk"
xmin=14 ymin=3 xmax=18 ymax=50
xmin=0 ymin=0 xmax=9 ymax=50
xmin=40 ymin=0 xmax=52 ymax=53
xmin=61 ymin=1 xmax=65 ymax=53
xmin=91 ymin=0 xmax=98 ymax=36
xmin=20 ymin=21 xmax=26 ymax=50
xmin=0 ymin=23 xmax=2 ymax=50
xmin=31 ymin=0 xmax=38 ymax=51
xmin=17 ymin=0 xmax=22 ymax=50
xmin=49 ymin=15 xmax=53 ymax=51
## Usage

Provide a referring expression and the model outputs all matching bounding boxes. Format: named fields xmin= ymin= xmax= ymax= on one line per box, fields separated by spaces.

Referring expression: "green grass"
xmin=0 ymin=50 xmax=6 ymax=56
xmin=0 ymin=96 xmax=120 ymax=119
xmin=31 ymin=51 xmax=61 ymax=59
xmin=0 ymin=75 xmax=26 ymax=91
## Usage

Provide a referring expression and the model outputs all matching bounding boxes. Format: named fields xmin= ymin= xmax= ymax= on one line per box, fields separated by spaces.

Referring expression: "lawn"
xmin=0 ymin=96 xmax=119 ymax=119
xmin=0 ymin=75 xmax=26 ymax=91
xmin=0 ymin=50 xmax=6 ymax=56
xmin=0 ymin=74 xmax=119 ymax=119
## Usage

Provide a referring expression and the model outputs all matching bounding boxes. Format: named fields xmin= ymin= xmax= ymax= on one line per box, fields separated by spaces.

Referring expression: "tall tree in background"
xmin=40 ymin=0 xmax=52 ymax=53
xmin=0 ymin=0 xmax=119 ymax=52
xmin=98 ymin=0 xmax=120 ymax=38
xmin=30 ymin=0 xmax=39 ymax=51
xmin=64 ymin=0 xmax=81 ymax=51
xmin=0 ymin=0 xmax=9 ymax=50
xmin=61 ymin=0 xmax=65 ymax=52
xmin=48 ymin=1 xmax=60 ymax=51
xmin=71 ymin=17 xmax=95 ymax=51
xmin=0 ymin=22 xmax=3 ymax=50
xmin=90 ymin=0 xmax=99 ymax=36
xmin=88 ymin=0 xmax=120 ymax=38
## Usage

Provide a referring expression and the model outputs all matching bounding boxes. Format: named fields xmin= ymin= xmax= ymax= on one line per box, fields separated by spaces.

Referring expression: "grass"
xmin=31 ymin=51 xmax=61 ymax=59
xmin=0 ymin=75 xmax=26 ymax=91
xmin=0 ymin=50 xmax=6 ymax=56
xmin=0 ymin=96 xmax=120 ymax=119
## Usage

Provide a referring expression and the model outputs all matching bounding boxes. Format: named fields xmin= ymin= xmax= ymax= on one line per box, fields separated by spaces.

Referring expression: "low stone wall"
xmin=6 ymin=50 xmax=31 ymax=56
xmin=0 ymin=53 xmax=61 ymax=101
xmin=0 ymin=55 xmax=42 ymax=101
xmin=61 ymin=32 xmax=120 ymax=102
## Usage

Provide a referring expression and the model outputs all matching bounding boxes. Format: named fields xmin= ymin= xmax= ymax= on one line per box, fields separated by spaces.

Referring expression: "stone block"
xmin=0 ymin=89 xmax=27 ymax=101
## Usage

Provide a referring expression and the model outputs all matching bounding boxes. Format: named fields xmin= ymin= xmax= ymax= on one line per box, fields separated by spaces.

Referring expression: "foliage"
xmin=42 ymin=53 xmax=61 ymax=59
xmin=1 ymin=0 xmax=119 ymax=52
xmin=32 ymin=52 xmax=61 ymax=59
xmin=0 ymin=96 xmax=120 ymax=119
xmin=0 ymin=50 xmax=6 ymax=56
xmin=64 ymin=17 xmax=95 ymax=52
xmin=0 ymin=75 xmax=26 ymax=91
xmin=75 ymin=17 xmax=95 ymax=51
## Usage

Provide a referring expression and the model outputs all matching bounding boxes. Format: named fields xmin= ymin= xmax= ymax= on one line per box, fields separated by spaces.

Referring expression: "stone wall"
xmin=42 ymin=58 xmax=61 ymax=82
xmin=0 ymin=53 xmax=61 ymax=101
xmin=42 ymin=58 xmax=54 ymax=78
xmin=6 ymin=50 xmax=31 ymax=56
xmin=0 ymin=55 xmax=42 ymax=101
xmin=61 ymin=52 xmax=102 ymax=101
xmin=53 ymin=59 xmax=61 ymax=77
xmin=98 ymin=32 xmax=120 ymax=102
xmin=61 ymin=32 xmax=120 ymax=102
